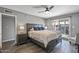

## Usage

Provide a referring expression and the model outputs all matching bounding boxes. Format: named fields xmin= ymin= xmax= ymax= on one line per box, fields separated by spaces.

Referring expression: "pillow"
xmin=33 ymin=27 xmax=45 ymax=31
xmin=30 ymin=28 xmax=34 ymax=31
xmin=40 ymin=27 xmax=44 ymax=30
xmin=38 ymin=27 xmax=41 ymax=30
xmin=34 ymin=27 xmax=38 ymax=30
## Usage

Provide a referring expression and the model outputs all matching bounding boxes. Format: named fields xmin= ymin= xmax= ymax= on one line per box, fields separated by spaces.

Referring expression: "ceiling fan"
xmin=34 ymin=5 xmax=54 ymax=13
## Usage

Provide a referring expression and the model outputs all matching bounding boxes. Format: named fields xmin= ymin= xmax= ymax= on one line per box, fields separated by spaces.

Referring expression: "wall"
xmin=0 ymin=7 xmax=45 ymax=43
xmin=0 ymin=14 xmax=2 ymax=48
xmin=44 ymin=19 xmax=53 ymax=31
xmin=0 ymin=7 xmax=45 ymax=25
xmin=44 ymin=13 xmax=79 ymax=37
xmin=2 ymin=15 xmax=15 ymax=42
xmin=71 ymin=14 xmax=79 ymax=36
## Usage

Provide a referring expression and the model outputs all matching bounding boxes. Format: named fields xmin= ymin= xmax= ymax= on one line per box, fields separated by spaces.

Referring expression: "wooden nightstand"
xmin=17 ymin=34 xmax=30 ymax=45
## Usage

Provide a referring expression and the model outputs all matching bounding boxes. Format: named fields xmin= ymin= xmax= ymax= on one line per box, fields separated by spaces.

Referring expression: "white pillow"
xmin=30 ymin=28 xmax=34 ymax=31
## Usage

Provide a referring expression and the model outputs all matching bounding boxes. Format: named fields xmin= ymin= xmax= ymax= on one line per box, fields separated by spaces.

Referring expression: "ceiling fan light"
xmin=45 ymin=11 xmax=50 ymax=14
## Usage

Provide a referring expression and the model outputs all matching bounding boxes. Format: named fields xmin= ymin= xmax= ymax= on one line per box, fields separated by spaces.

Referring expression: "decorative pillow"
xmin=40 ymin=27 xmax=44 ymax=30
xmin=34 ymin=27 xmax=38 ymax=30
xmin=34 ymin=27 xmax=44 ymax=30
xmin=30 ymin=28 xmax=34 ymax=31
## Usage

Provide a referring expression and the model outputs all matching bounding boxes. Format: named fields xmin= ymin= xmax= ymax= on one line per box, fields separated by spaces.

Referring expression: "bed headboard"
xmin=26 ymin=23 xmax=45 ymax=37
xmin=26 ymin=23 xmax=45 ymax=31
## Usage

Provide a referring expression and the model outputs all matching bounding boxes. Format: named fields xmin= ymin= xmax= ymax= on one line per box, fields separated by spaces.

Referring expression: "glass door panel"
xmin=52 ymin=18 xmax=70 ymax=36
xmin=59 ymin=19 xmax=69 ymax=35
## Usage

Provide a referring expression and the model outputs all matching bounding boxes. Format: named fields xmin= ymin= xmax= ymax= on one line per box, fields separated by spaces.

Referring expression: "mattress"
xmin=28 ymin=30 xmax=61 ymax=47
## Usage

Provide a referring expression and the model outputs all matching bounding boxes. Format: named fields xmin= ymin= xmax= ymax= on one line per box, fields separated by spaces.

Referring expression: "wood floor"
xmin=0 ymin=39 xmax=78 ymax=53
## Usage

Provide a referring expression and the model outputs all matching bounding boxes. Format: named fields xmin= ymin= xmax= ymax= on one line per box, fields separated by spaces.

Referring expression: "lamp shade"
xmin=19 ymin=25 xmax=24 ymax=30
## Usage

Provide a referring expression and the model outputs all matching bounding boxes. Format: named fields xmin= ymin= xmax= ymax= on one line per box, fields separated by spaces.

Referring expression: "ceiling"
xmin=0 ymin=5 xmax=79 ymax=19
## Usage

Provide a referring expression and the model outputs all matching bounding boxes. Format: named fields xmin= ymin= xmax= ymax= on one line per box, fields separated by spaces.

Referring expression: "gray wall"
xmin=44 ymin=13 xmax=79 ymax=37
xmin=0 ymin=7 xmax=45 ymax=42
xmin=71 ymin=14 xmax=79 ymax=36
xmin=0 ymin=7 xmax=45 ymax=34
xmin=2 ymin=15 xmax=15 ymax=42
xmin=44 ymin=19 xmax=53 ymax=31
xmin=0 ymin=14 xmax=2 ymax=48
xmin=0 ymin=7 xmax=45 ymax=25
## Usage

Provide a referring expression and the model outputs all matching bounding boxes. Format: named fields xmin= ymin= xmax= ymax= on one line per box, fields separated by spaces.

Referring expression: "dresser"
xmin=17 ymin=34 xmax=30 ymax=45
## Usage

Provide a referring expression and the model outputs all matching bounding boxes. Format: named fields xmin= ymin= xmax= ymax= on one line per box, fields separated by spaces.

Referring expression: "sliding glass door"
xmin=52 ymin=17 xmax=70 ymax=36
xmin=59 ymin=19 xmax=69 ymax=35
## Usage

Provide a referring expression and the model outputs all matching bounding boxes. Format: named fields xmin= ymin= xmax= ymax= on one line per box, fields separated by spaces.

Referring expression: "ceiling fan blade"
xmin=49 ymin=6 xmax=54 ymax=10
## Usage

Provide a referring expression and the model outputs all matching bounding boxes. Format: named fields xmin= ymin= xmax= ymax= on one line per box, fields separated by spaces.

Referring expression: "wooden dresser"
xmin=17 ymin=34 xmax=30 ymax=45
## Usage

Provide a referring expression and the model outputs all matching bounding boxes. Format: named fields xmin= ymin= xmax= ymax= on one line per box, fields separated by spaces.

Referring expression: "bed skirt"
xmin=30 ymin=37 xmax=62 ymax=53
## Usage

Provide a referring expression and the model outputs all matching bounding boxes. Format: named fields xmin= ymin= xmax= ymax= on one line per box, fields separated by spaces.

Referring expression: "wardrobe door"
xmin=0 ymin=14 xmax=2 ymax=48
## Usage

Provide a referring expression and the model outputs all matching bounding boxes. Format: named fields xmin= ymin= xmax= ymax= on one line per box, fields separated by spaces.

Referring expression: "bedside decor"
xmin=17 ymin=24 xmax=26 ymax=34
xmin=17 ymin=24 xmax=30 ymax=45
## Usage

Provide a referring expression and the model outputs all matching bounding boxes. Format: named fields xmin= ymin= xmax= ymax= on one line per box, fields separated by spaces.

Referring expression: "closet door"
xmin=0 ymin=14 xmax=2 ymax=48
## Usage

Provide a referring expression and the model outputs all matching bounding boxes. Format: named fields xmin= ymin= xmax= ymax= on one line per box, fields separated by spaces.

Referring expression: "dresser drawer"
xmin=17 ymin=34 xmax=28 ymax=45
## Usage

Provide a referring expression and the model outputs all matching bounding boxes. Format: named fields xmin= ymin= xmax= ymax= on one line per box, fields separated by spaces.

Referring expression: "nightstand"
xmin=17 ymin=34 xmax=30 ymax=45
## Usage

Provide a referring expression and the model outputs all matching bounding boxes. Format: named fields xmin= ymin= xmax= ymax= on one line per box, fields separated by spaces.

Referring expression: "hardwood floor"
xmin=52 ymin=40 xmax=77 ymax=53
xmin=15 ymin=43 xmax=45 ymax=53
xmin=0 ymin=39 xmax=78 ymax=53
xmin=0 ymin=40 xmax=16 ymax=53
xmin=2 ymin=40 xmax=15 ymax=50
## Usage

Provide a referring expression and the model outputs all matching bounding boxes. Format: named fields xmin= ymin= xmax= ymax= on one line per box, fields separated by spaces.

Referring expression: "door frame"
xmin=0 ymin=13 xmax=17 ymax=48
xmin=0 ymin=13 xmax=2 ymax=48
xmin=52 ymin=17 xmax=71 ymax=37
xmin=59 ymin=17 xmax=70 ymax=34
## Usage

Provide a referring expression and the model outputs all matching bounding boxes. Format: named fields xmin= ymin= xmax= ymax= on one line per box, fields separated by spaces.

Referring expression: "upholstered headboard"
xmin=26 ymin=23 xmax=45 ymax=37
xmin=26 ymin=23 xmax=45 ymax=31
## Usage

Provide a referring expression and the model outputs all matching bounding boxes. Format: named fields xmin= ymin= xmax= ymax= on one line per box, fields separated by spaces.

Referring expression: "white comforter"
xmin=28 ymin=30 xmax=61 ymax=47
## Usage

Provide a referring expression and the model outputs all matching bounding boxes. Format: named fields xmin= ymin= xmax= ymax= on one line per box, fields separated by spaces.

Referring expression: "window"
xmin=52 ymin=20 xmax=59 ymax=31
xmin=52 ymin=17 xmax=70 ymax=35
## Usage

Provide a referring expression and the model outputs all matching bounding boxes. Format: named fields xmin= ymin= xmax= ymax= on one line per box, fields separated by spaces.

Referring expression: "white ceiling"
xmin=0 ymin=5 xmax=79 ymax=18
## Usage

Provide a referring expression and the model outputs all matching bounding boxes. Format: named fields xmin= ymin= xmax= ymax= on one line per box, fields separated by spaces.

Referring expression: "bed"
xmin=26 ymin=23 xmax=62 ymax=52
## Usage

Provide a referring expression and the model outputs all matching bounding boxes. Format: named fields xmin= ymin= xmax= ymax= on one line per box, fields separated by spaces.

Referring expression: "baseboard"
xmin=2 ymin=38 xmax=15 ymax=42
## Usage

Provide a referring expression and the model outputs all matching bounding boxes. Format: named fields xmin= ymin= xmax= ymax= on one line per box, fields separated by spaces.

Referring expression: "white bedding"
xmin=28 ymin=30 xmax=61 ymax=47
